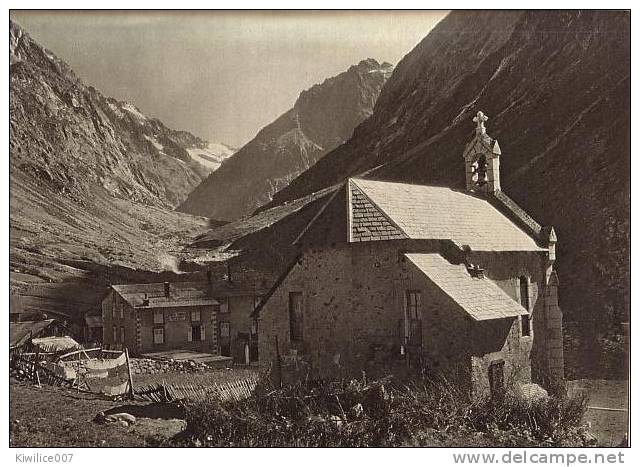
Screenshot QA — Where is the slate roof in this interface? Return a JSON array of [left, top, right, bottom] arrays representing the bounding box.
[[350, 183, 407, 242], [111, 281, 267, 309], [490, 190, 543, 240], [350, 178, 544, 251], [111, 282, 219, 309], [405, 253, 528, 321], [191, 186, 338, 247]]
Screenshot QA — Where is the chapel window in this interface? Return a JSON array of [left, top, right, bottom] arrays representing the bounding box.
[[519, 276, 532, 337], [289, 292, 303, 342]]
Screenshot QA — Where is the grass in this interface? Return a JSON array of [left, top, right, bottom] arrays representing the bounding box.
[[173, 375, 593, 447], [10, 380, 160, 447], [11, 372, 615, 448]]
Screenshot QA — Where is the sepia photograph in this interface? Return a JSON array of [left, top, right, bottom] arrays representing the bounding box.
[[6, 5, 631, 458]]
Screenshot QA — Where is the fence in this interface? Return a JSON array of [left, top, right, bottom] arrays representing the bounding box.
[[135, 374, 259, 403], [10, 347, 134, 398], [11, 346, 259, 404]]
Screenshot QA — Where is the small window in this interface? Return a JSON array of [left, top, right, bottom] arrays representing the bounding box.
[[119, 303, 124, 320], [153, 310, 164, 324], [218, 298, 229, 314], [219, 321, 230, 338], [153, 327, 164, 345], [519, 276, 530, 310], [120, 326, 125, 343], [521, 313, 531, 337], [289, 292, 303, 342], [191, 309, 201, 322], [251, 320, 258, 336], [112, 325, 118, 343]]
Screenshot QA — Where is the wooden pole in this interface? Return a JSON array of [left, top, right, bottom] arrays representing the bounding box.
[[274, 335, 282, 389], [125, 348, 135, 400]]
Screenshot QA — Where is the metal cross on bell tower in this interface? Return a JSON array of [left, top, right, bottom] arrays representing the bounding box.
[[473, 111, 488, 135]]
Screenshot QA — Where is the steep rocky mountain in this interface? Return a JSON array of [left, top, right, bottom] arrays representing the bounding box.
[[177, 59, 393, 221], [10, 20, 234, 209], [208, 11, 630, 329], [9, 21, 227, 319]]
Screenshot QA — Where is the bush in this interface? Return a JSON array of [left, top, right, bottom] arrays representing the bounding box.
[[175, 374, 590, 447]]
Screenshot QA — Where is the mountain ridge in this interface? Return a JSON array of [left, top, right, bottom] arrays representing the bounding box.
[[177, 58, 393, 221], [10, 19, 235, 208], [211, 10, 630, 327]]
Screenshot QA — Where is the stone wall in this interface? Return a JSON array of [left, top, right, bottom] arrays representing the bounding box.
[[258, 241, 549, 391], [129, 357, 213, 375]]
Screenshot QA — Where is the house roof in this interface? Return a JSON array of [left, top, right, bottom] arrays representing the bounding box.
[[404, 253, 528, 321], [191, 185, 338, 248], [111, 281, 267, 309], [350, 178, 544, 251], [111, 282, 219, 309], [10, 319, 55, 347]]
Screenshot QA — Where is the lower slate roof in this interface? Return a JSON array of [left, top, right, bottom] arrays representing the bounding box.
[[111, 282, 219, 309], [10, 319, 55, 347], [350, 178, 544, 251], [405, 253, 528, 321]]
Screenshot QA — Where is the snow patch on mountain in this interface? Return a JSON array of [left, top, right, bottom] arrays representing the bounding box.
[[186, 142, 236, 172], [122, 102, 147, 122]]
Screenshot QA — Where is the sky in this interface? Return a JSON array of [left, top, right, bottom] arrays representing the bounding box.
[[10, 10, 447, 148]]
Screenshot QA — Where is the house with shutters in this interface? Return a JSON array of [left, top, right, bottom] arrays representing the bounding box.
[[253, 111, 564, 395], [102, 278, 267, 361]]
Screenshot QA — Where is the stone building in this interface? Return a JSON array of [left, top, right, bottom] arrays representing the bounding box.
[[102, 282, 219, 354], [254, 112, 563, 394], [102, 279, 266, 361]]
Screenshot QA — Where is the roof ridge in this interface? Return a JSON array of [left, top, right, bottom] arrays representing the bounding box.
[[489, 190, 543, 240]]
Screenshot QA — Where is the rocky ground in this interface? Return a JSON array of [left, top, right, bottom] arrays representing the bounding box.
[[9, 380, 182, 447], [10, 169, 211, 321]]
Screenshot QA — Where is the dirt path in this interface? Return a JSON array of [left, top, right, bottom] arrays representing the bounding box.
[[568, 379, 628, 447]]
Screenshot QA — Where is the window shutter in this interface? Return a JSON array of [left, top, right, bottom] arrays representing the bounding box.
[[187, 327, 193, 342], [201, 325, 206, 341]]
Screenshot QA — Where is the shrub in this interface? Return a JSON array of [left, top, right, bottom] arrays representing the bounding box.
[[176, 373, 590, 447]]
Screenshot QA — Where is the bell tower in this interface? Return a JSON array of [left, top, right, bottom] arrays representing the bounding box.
[[462, 111, 502, 193]]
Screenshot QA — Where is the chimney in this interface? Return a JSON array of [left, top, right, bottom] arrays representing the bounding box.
[[467, 263, 485, 279], [164, 282, 170, 298], [462, 111, 502, 194]]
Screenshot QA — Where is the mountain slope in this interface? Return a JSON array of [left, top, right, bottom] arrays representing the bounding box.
[[177, 59, 392, 221], [9, 21, 221, 319], [221, 11, 631, 326], [10, 20, 234, 208]]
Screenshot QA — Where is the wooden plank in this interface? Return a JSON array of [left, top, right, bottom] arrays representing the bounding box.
[[587, 406, 628, 413], [125, 348, 135, 400]]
